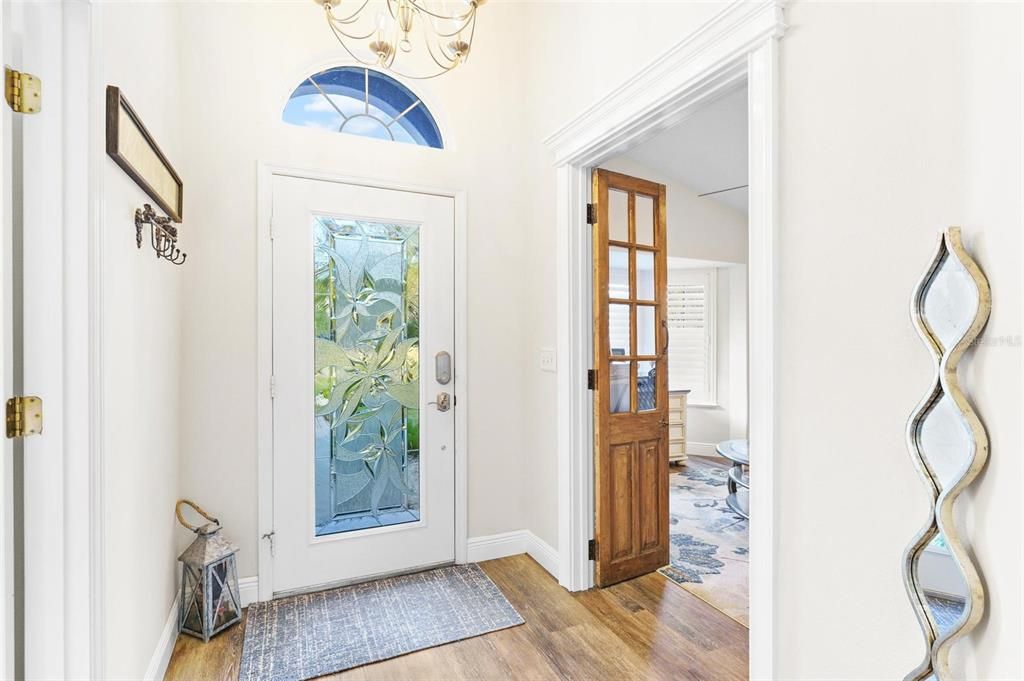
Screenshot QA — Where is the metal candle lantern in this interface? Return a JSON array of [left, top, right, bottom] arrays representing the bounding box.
[[175, 499, 241, 641]]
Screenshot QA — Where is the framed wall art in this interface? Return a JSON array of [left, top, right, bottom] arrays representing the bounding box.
[[105, 85, 183, 222]]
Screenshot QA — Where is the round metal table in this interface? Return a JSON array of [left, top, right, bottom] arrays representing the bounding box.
[[716, 438, 749, 519]]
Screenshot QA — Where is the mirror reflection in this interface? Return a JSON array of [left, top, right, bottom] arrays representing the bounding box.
[[918, 533, 968, 637], [918, 394, 975, 492], [922, 251, 979, 351]]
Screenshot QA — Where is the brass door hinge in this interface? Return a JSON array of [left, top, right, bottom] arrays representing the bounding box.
[[6, 396, 42, 438], [5, 68, 41, 114]]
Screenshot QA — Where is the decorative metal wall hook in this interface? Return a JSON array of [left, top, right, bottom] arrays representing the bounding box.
[[135, 203, 186, 265]]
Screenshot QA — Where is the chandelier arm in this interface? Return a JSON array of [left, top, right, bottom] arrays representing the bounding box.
[[327, 18, 385, 68], [463, 12, 477, 52], [423, 28, 458, 71], [326, 12, 378, 41], [406, 0, 475, 22], [325, 0, 372, 25], [428, 18, 474, 39], [384, 42, 398, 70], [385, 36, 453, 80], [421, 5, 474, 38]]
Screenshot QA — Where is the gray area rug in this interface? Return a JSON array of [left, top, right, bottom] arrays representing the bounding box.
[[238, 563, 524, 680]]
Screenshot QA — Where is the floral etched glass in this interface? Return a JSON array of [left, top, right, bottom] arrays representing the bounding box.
[[312, 217, 421, 536]]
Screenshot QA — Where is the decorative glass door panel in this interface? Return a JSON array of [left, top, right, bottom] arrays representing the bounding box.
[[272, 175, 455, 596], [313, 218, 421, 537]]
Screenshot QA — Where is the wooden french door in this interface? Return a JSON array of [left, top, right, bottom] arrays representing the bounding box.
[[592, 169, 669, 587]]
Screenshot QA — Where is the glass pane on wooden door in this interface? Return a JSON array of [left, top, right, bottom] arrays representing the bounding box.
[[312, 217, 421, 537]]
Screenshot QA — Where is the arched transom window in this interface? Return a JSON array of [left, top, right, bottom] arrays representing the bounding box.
[[283, 66, 443, 149]]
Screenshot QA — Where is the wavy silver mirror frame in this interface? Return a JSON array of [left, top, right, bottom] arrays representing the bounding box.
[[903, 227, 991, 681]]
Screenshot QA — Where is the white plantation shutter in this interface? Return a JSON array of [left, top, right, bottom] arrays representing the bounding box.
[[667, 269, 716, 403], [608, 278, 630, 355]]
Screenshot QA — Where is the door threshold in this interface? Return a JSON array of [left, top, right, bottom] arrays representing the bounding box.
[[272, 559, 456, 600]]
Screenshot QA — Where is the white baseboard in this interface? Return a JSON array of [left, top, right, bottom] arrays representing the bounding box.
[[239, 576, 259, 607], [467, 530, 559, 580], [687, 441, 720, 457], [524, 532, 559, 578], [143, 594, 180, 681], [144, 576, 258, 681], [467, 530, 528, 562]]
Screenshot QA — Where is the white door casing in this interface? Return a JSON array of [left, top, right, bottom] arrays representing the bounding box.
[[270, 174, 457, 596], [0, 2, 98, 677], [543, 2, 784, 679]]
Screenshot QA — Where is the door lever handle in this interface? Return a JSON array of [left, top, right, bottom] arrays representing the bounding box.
[[428, 392, 451, 412]]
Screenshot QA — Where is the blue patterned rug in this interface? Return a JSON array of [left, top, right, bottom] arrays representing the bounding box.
[[658, 456, 749, 625]]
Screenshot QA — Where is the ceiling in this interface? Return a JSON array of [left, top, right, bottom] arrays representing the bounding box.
[[622, 85, 748, 214]]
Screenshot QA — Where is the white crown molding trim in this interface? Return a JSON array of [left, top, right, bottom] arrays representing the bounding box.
[[143, 595, 180, 681], [544, 0, 786, 166], [467, 531, 559, 581]]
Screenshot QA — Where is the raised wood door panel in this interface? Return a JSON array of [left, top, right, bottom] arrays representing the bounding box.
[[593, 169, 669, 587]]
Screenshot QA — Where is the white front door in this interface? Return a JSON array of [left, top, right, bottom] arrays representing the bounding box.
[[271, 175, 456, 596]]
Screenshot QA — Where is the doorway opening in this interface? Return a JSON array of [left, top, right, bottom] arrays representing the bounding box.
[[599, 83, 750, 626], [544, 3, 784, 675]]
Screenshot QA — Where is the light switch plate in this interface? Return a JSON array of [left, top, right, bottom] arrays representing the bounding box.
[[539, 348, 556, 373]]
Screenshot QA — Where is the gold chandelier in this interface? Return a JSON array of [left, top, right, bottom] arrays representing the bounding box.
[[315, 0, 485, 80]]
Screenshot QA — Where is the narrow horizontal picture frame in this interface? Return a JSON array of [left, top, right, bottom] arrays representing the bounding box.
[[105, 85, 183, 222]]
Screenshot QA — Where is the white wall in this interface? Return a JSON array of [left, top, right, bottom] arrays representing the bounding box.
[[96, 3, 184, 679], [174, 2, 537, 581], [774, 2, 1021, 678]]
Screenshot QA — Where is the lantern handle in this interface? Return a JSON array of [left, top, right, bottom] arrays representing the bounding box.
[[175, 499, 219, 533]]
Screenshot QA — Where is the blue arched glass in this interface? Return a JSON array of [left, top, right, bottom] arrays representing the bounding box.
[[283, 67, 443, 149]]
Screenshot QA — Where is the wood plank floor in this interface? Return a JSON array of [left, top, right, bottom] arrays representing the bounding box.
[[164, 554, 748, 681]]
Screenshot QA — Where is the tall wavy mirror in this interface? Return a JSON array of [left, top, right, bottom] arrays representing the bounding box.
[[904, 228, 990, 681]]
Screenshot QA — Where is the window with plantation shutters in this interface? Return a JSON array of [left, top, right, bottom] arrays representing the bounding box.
[[608, 276, 630, 355], [667, 269, 717, 404]]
